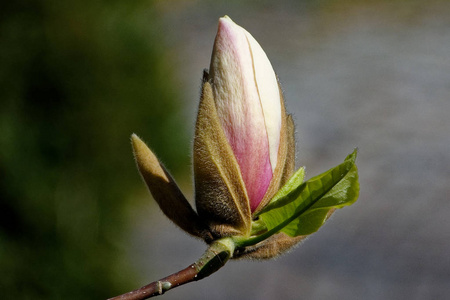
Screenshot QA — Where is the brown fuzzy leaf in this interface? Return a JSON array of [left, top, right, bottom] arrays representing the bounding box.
[[233, 232, 306, 259], [194, 76, 252, 239], [131, 134, 211, 240]]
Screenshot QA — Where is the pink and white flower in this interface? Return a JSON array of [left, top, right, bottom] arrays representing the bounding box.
[[132, 16, 300, 258], [208, 16, 282, 212]]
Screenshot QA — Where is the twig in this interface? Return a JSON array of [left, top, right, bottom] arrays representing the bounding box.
[[107, 237, 235, 300], [107, 263, 198, 300]]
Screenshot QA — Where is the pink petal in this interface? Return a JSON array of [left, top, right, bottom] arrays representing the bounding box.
[[210, 17, 273, 211]]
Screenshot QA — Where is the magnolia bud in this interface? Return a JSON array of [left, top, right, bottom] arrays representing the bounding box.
[[194, 16, 297, 247], [132, 16, 305, 259], [208, 16, 281, 212]]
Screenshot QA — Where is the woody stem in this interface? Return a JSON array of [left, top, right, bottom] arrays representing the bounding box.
[[107, 238, 235, 300], [106, 264, 198, 300]]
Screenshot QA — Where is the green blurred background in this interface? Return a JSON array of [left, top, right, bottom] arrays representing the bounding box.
[[0, 1, 189, 299], [1, 0, 450, 299]]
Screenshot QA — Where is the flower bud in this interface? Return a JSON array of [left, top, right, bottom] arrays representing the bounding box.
[[194, 16, 296, 242], [132, 16, 303, 259], [208, 16, 281, 212]]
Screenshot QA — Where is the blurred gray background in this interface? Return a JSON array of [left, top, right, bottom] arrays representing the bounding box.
[[1, 0, 449, 299], [129, 1, 450, 300]]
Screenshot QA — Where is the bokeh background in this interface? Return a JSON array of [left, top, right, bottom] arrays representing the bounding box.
[[1, 1, 449, 299]]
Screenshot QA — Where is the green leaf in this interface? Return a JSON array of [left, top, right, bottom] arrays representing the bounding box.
[[258, 149, 359, 237], [256, 166, 306, 216]]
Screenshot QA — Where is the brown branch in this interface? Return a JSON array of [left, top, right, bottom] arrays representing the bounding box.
[[107, 237, 235, 300], [107, 263, 199, 300]]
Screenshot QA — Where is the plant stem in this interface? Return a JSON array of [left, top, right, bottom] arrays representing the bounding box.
[[107, 263, 198, 300], [107, 238, 235, 300]]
